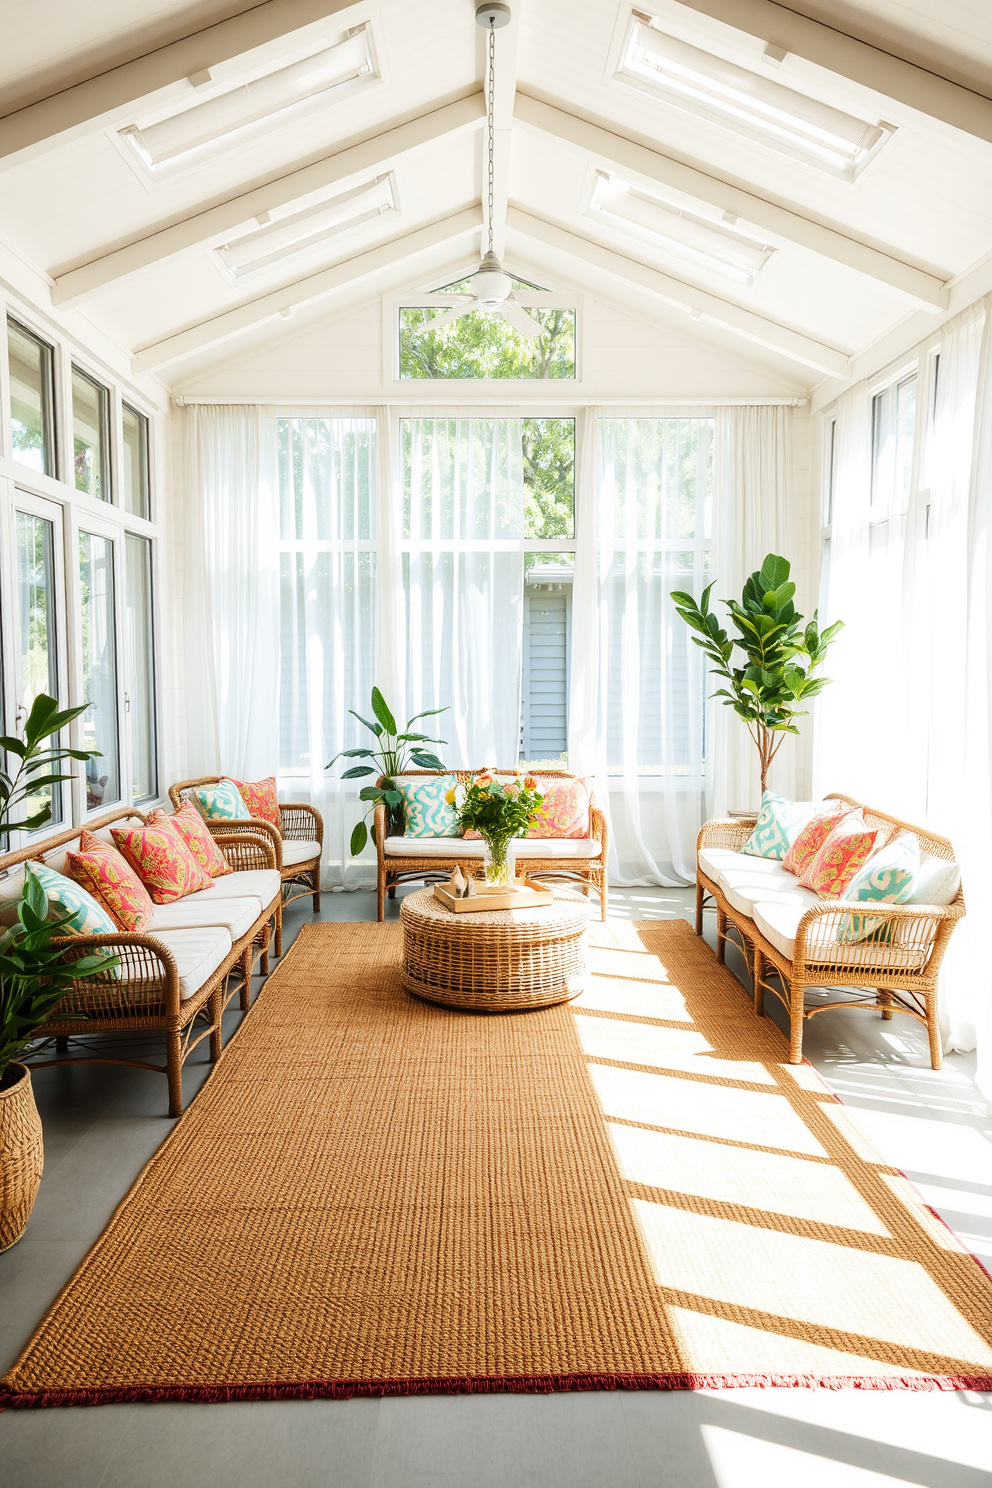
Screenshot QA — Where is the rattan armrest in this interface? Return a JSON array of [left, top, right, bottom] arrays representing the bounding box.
[[374, 802, 387, 856], [696, 817, 756, 854], [51, 932, 182, 1017], [792, 899, 964, 975], [213, 830, 277, 873], [590, 806, 608, 858], [206, 817, 283, 869], [277, 803, 324, 845]]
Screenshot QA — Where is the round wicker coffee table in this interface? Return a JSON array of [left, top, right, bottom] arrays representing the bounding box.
[[400, 886, 591, 1012]]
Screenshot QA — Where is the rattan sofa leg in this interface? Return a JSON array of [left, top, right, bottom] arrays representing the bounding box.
[[166, 1032, 184, 1118], [753, 949, 764, 1015], [274, 904, 283, 957], [239, 946, 253, 1011], [377, 872, 385, 922], [600, 874, 608, 921], [695, 879, 704, 936], [209, 994, 223, 1062], [312, 876, 321, 913], [789, 982, 805, 1064], [878, 988, 892, 1020], [55, 1035, 69, 1052], [716, 906, 727, 963], [926, 997, 943, 1070]]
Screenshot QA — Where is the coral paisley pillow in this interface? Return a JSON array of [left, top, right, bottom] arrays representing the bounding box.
[[152, 803, 231, 879], [782, 803, 849, 878], [229, 776, 281, 829], [111, 817, 213, 904], [798, 813, 884, 897], [66, 832, 154, 932], [193, 780, 250, 821], [526, 777, 593, 838], [31, 861, 118, 936]]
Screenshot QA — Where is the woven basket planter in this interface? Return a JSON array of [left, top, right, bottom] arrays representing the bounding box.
[[0, 1063, 43, 1252]]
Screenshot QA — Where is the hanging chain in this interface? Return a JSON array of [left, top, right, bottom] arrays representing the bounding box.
[[487, 17, 495, 257]]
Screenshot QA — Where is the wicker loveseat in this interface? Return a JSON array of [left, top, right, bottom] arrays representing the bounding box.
[[169, 778, 323, 953], [695, 793, 965, 1067], [0, 807, 281, 1115], [374, 769, 608, 922]]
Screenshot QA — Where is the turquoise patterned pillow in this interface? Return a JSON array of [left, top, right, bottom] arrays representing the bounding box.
[[397, 775, 461, 837], [31, 861, 117, 936], [742, 791, 820, 860], [193, 781, 250, 821], [837, 833, 920, 944]]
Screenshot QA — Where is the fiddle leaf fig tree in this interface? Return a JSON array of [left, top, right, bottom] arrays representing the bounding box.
[[327, 687, 449, 857], [671, 554, 843, 795]]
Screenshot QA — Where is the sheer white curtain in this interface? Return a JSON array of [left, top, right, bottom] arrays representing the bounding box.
[[396, 411, 525, 768], [570, 412, 714, 884], [277, 414, 378, 887], [707, 404, 797, 818], [184, 404, 280, 780]]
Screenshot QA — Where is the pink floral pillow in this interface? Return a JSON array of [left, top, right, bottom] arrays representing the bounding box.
[[66, 831, 154, 932], [798, 814, 886, 897], [111, 817, 213, 904], [229, 776, 281, 829], [150, 803, 232, 880], [525, 777, 593, 838], [782, 803, 849, 878]]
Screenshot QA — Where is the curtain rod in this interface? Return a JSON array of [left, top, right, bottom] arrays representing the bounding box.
[[172, 395, 808, 408]]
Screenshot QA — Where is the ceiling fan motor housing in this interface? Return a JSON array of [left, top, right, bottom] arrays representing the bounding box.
[[469, 251, 512, 309]]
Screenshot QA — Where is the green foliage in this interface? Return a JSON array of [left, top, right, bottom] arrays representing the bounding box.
[[671, 554, 843, 790], [522, 418, 575, 539], [0, 695, 117, 1082], [452, 772, 545, 845], [398, 306, 575, 381], [0, 864, 118, 1080], [326, 688, 449, 856]]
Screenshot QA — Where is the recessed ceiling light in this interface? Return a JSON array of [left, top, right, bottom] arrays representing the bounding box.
[[214, 175, 397, 278], [588, 171, 774, 284], [119, 25, 378, 175], [618, 17, 892, 180]]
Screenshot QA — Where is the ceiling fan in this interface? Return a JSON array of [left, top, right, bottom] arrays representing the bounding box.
[[414, 3, 546, 343]]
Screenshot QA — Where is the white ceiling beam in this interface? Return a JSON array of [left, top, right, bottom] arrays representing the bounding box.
[[507, 204, 850, 378], [0, 0, 359, 166], [514, 92, 948, 310], [132, 206, 483, 372], [52, 95, 485, 307], [479, 3, 520, 261], [650, 0, 992, 145]]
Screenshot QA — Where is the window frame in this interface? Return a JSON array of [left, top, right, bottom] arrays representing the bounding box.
[[5, 316, 58, 479]]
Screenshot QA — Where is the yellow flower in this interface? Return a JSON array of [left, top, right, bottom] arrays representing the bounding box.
[[444, 787, 457, 805]]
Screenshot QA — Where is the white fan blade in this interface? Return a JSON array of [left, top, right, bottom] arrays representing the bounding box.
[[413, 299, 478, 333], [498, 299, 543, 340]]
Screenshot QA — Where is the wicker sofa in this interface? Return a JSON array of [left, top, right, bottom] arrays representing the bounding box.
[[169, 778, 323, 953], [0, 807, 281, 1115], [695, 793, 965, 1067], [374, 769, 608, 922]]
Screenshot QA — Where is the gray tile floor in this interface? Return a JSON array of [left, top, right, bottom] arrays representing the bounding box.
[[3, 886, 991, 1488]]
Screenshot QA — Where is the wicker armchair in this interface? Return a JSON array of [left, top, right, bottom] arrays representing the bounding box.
[[695, 793, 965, 1067], [374, 769, 608, 922], [1, 809, 280, 1116], [168, 777, 323, 952]]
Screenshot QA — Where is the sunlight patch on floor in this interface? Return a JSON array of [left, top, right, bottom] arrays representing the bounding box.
[[701, 1425, 929, 1488]]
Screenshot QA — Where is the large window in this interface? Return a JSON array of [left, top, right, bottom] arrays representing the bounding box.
[[7, 319, 56, 476], [122, 403, 150, 519], [14, 504, 63, 824], [125, 535, 158, 801], [72, 366, 111, 501], [78, 531, 120, 810]]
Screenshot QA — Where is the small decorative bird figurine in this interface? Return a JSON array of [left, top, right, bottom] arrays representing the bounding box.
[[446, 866, 468, 898]]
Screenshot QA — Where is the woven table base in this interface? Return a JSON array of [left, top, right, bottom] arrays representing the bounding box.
[[3, 919, 992, 1408]]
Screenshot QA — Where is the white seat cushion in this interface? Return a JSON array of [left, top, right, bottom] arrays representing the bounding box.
[[147, 896, 262, 940], [383, 836, 601, 860], [751, 899, 928, 971], [717, 867, 813, 919], [149, 926, 233, 1000], [698, 847, 785, 882], [197, 869, 281, 905], [281, 839, 320, 867]]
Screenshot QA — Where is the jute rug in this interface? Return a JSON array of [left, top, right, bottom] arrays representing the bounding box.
[[4, 919, 992, 1407]]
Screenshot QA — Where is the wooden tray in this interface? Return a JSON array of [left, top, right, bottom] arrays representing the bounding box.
[[433, 877, 555, 913]]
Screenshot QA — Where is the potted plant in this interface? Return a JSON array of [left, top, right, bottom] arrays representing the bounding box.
[[671, 553, 842, 796], [449, 773, 545, 886], [0, 695, 117, 1250], [326, 687, 449, 856]]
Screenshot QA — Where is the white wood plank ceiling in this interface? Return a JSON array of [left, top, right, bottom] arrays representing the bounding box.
[[2, 0, 991, 390]]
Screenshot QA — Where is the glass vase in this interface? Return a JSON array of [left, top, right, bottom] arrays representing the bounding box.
[[483, 835, 515, 887]]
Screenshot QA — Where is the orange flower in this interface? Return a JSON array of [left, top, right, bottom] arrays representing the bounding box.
[[505, 783, 518, 797], [475, 772, 493, 786], [524, 775, 538, 790]]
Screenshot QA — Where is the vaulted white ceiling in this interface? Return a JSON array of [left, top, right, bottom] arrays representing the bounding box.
[[3, 0, 992, 392]]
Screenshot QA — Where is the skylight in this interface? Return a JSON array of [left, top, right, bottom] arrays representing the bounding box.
[[214, 175, 397, 279], [588, 171, 774, 285], [617, 17, 892, 180], [119, 25, 378, 176]]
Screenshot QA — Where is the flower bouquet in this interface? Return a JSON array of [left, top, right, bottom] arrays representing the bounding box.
[[447, 772, 544, 886]]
